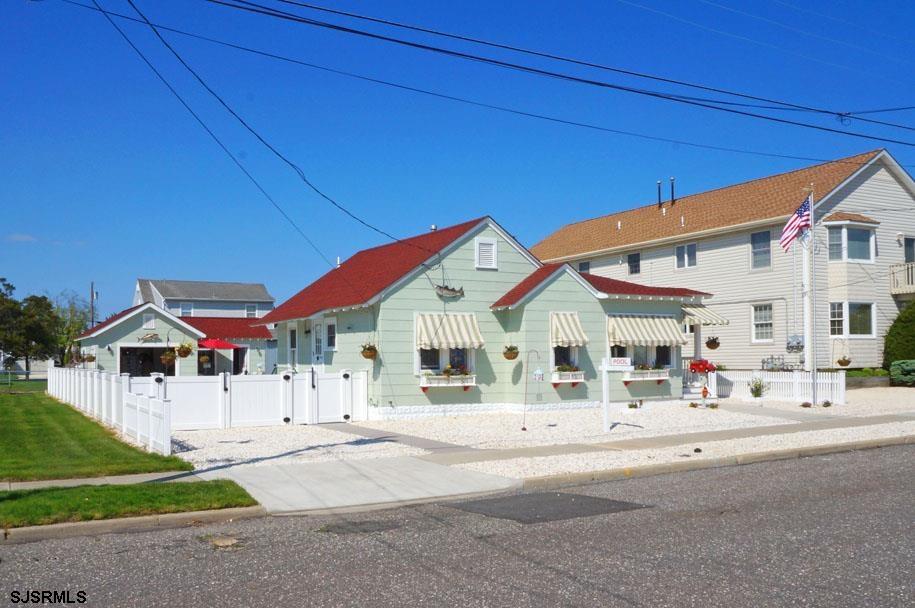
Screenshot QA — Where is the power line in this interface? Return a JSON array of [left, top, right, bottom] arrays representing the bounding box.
[[85, 0, 335, 272], [769, 0, 915, 49], [848, 105, 915, 116], [58, 0, 915, 169], [613, 0, 910, 87], [696, 0, 911, 66], [201, 0, 915, 148], [122, 0, 438, 257], [268, 0, 915, 133]]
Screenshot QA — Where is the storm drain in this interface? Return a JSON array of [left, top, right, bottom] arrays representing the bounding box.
[[451, 492, 647, 524], [317, 520, 402, 535]]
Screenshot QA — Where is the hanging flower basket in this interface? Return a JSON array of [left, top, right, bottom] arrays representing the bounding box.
[[705, 337, 720, 350], [176, 341, 194, 358], [503, 346, 519, 360], [83, 354, 96, 363], [199, 354, 211, 364], [836, 356, 851, 367], [160, 351, 176, 365], [361, 344, 378, 360]]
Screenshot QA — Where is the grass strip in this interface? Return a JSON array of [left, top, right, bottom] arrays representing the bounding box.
[[0, 480, 256, 528]]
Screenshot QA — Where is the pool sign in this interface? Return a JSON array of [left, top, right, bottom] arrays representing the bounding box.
[[608, 357, 632, 370]]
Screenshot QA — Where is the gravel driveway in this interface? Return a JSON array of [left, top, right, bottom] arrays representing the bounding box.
[[729, 386, 915, 417]]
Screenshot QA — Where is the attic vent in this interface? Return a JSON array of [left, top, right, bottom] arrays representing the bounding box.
[[475, 237, 498, 270]]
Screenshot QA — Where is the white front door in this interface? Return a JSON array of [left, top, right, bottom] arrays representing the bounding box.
[[312, 322, 324, 364]]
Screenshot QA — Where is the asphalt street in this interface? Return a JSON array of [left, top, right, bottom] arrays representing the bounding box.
[[2, 445, 912, 607]]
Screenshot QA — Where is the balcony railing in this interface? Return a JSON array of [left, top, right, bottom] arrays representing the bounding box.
[[890, 262, 915, 295], [420, 373, 477, 392]]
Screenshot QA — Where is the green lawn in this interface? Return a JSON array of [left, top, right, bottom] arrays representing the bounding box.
[[0, 378, 48, 393], [0, 388, 192, 482], [0, 480, 256, 528]]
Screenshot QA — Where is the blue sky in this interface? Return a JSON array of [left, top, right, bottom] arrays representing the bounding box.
[[4, 0, 914, 317]]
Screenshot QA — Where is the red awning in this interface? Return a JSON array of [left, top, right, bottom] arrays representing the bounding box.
[[199, 338, 241, 350]]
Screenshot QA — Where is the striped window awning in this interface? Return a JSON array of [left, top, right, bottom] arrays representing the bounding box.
[[682, 304, 729, 326], [551, 312, 589, 347], [607, 315, 687, 347], [415, 313, 485, 349]]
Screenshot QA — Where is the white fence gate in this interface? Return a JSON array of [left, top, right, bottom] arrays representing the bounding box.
[[47, 361, 369, 436], [710, 369, 846, 404]]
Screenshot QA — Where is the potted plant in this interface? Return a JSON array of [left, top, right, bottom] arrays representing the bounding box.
[[360, 344, 378, 360], [836, 356, 851, 367], [748, 376, 767, 402], [503, 345, 519, 361], [160, 350, 176, 366], [555, 364, 579, 373], [705, 336, 720, 350], [176, 341, 194, 358]]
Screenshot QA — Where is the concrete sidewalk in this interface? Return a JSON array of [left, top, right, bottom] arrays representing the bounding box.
[[196, 456, 520, 514]]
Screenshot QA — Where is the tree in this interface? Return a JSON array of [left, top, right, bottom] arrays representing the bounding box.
[[11, 295, 58, 375], [53, 290, 90, 365], [0, 278, 22, 363], [883, 301, 915, 368]]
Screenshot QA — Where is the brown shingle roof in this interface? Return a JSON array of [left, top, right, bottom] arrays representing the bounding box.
[[822, 211, 879, 224], [531, 150, 883, 262]]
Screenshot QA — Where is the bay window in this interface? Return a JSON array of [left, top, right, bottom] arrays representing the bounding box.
[[848, 303, 874, 336], [847, 228, 872, 261], [827, 224, 875, 262]]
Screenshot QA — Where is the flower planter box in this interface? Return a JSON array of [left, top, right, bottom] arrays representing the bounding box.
[[550, 370, 584, 388], [420, 374, 477, 392], [622, 369, 670, 387]]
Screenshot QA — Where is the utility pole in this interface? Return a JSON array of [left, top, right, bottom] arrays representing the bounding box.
[[89, 282, 95, 328]]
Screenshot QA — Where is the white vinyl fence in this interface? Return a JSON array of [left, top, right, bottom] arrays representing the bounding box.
[[47, 363, 172, 455], [47, 361, 369, 441], [710, 369, 846, 404]]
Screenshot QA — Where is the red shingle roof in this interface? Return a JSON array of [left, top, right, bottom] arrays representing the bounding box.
[[78, 304, 145, 338], [491, 264, 708, 309], [261, 218, 488, 324], [181, 317, 272, 340], [822, 211, 879, 224]]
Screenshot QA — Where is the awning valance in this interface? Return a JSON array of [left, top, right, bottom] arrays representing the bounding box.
[[415, 313, 485, 349], [607, 315, 687, 347], [682, 304, 729, 326], [551, 312, 589, 347]]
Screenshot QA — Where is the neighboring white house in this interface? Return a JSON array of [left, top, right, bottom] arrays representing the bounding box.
[[133, 278, 275, 319], [532, 149, 915, 370]]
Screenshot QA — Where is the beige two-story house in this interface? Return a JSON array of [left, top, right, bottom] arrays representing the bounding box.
[[532, 149, 915, 370]]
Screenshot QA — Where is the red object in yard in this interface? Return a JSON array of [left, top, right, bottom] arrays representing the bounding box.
[[198, 338, 241, 350], [689, 359, 717, 374]]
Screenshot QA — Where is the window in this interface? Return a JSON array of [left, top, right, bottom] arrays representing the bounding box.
[[627, 253, 641, 275], [419, 348, 440, 370], [142, 313, 155, 329], [245, 304, 257, 318], [449, 348, 468, 370], [752, 303, 773, 342], [655, 345, 671, 367], [905, 237, 915, 263], [553, 345, 575, 368], [676, 243, 697, 268], [848, 303, 874, 336], [313, 322, 323, 359], [682, 323, 695, 335], [828, 227, 843, 261], [288, 328, 297, 365], [750, 231, 771, 269], [179, 302, 193, 317], [578, 261, 590, 274], [325, 318, 336, 350], [830, 303, 844, 336], [847, 228, 872, 261], [475, 237, 498, 269], [632, 345, 649, 367], [610, 345, 627, 358]]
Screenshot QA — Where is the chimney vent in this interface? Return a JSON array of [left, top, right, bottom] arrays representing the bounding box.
[[670, 177, 676, 204], [617, 220, 622, 230], [430, 224, 437, 232], [657, 180, 662, 207]]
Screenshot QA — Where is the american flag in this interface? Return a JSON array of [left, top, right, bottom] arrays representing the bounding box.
[[780, 194, 812, 251]]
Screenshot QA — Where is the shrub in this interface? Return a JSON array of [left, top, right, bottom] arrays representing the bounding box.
[[884, 301, 915, 369], [800, 402, 812, 408], [748, 377, 767, 398], [889, 360, 915, 387]]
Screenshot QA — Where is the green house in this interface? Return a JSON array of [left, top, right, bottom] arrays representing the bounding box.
[[260, 217, 713, 418]]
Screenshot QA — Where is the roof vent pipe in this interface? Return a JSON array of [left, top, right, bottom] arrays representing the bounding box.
[[430, 224, 437, 232], [336, 256, 341, 267], [657, 180, 662, 207], [670, 177, 676, 204], [617, 220, 622, 230]]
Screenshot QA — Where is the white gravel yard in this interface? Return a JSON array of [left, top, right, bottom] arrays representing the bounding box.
[[361, 402, 792, 450], [172, 425, 424, 469], [456, 421, 915, 479], [729, 387, 915, 417]]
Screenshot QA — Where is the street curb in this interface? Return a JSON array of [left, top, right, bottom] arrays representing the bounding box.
[[522, 436, 914, 490], [0, 506, 266, 545]]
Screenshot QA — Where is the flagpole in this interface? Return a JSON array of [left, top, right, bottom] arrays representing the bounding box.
[[808, 188, 818, 406]]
